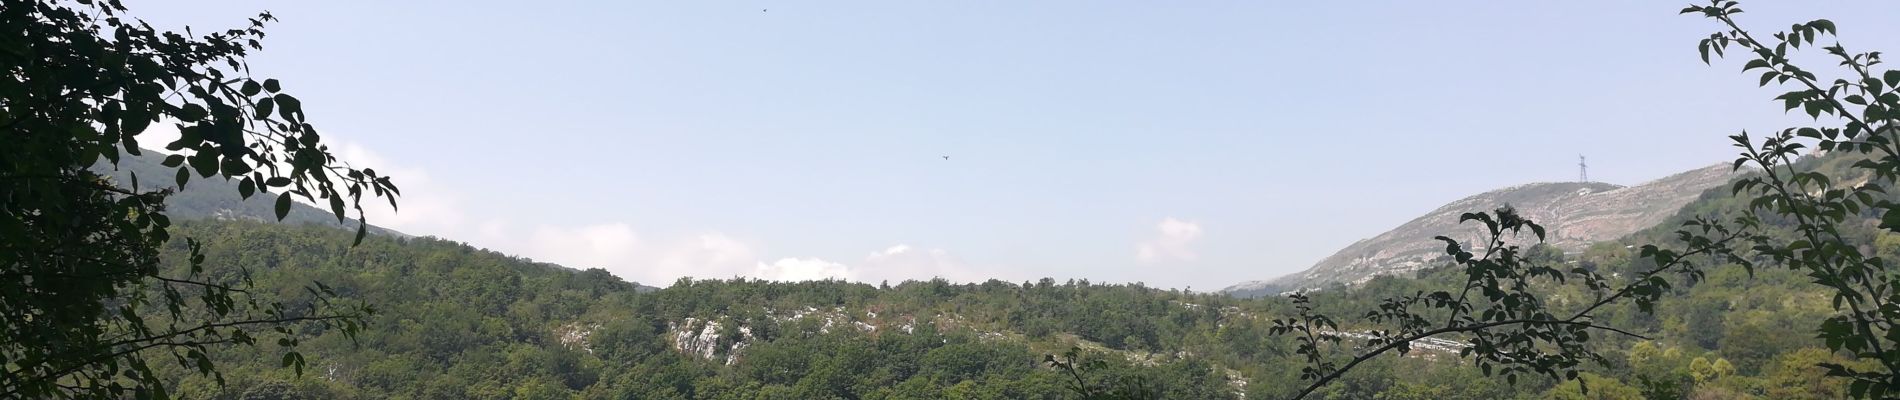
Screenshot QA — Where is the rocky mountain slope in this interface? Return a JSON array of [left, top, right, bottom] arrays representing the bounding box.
[[1224, 163, 1740, 297]]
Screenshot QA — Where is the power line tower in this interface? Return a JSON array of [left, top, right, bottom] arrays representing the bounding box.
[[1578, 155, 1588, 182]]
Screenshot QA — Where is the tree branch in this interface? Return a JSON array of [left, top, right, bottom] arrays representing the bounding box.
[[1292, 318, 1649, 399]]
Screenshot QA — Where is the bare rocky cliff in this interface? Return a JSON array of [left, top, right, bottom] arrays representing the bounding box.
[[1223, 164, 1739, 296]]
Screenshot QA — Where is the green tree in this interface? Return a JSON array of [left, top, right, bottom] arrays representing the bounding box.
[[1683, 1, 1900, 395], [1690, 356, 1736, 385], [1267, 208, 1747, 399], [1678, 294, 1728, 350], [1764, 348, 1854, 400], [1, 0, 397, 398], [1542, 373, 1644, 400], [1251, 2, 1900, 398]]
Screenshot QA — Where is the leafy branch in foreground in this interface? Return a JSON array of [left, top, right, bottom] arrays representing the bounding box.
[[1685, 1, 1900, 397], [1046, 347, 1160, 400], [1264, 1, 1900, 398], [1269, 207, 1748, 399], [2, 0, 397, 398]]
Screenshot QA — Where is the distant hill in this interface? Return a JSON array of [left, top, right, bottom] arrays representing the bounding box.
[[1223, 163, 1740, 297], [88, 149, 407, 237], [153, 221, 1251, 399], [86, 149, 665, 291], [139, 154, 1858, 399]]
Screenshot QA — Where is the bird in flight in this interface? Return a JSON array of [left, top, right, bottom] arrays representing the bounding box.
[[941, 155, 950, 160]]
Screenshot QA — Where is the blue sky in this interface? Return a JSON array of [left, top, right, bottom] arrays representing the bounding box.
[[137, 1, 1900, 290]]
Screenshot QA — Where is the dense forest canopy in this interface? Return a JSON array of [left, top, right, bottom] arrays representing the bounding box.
[[144, 201, 1866, 399]]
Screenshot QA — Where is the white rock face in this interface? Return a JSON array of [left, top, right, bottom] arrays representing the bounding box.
[[556, 322, 601, 354], [669, 318, 724, 361], [725, 326, 752, 365], [1324, 330, 1467, 354], [661, 306, 1073, 368], [666, 306, 900, 365], [656, 305, 1255, 397], [669, 318, 756, 365]]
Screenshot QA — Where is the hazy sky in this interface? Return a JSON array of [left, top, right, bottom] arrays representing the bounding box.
[[135, 1, 1900, 290]]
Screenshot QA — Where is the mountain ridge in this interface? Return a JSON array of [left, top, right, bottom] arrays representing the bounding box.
[[88, 149, 662, 291], [1224, 163, 1741, 296], [88, 148, 408, 237]]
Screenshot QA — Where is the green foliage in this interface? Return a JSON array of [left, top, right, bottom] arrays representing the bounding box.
[[1541, 372, 1644, 400], [144, 221, 1269, 399], [1683, 0, 1900, 396], [1, 0, 396, 398], [135, 211, 1881, 400], [10, 1, 1884, 398], [1266, 206, 1748, 398], [1237, 2, 1900, 398], [1764, 348, 1858, 400]]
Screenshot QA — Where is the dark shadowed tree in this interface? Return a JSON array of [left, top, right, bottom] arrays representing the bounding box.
[[1114, 1, 1900, 399], [1, 0, 397, 398]]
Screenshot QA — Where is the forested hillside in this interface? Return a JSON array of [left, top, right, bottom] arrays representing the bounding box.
[[15, 0, 1894, 398], [151, 221, 1247, 399], [153, 151, 1865, 400], [118, 80, 1865, 400], [1270, 152, 1883, 399]]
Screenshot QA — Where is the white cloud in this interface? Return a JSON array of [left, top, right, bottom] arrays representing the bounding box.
[[654, 234, 758, 279], [1136, 217, 1202, 263], [502, 224, 760, 285], [525, 223, 643, 271], [743, 244, 995, 284], [333, 141, 467, 234], [309, 139, 770, 285], [876, 245, 912, 257], [860, 244, 981, 283], [122, 121, 840, 286], [301, 138, 1006, 286], [134, 120, 183, 154], [753, 258, 857, 281]]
